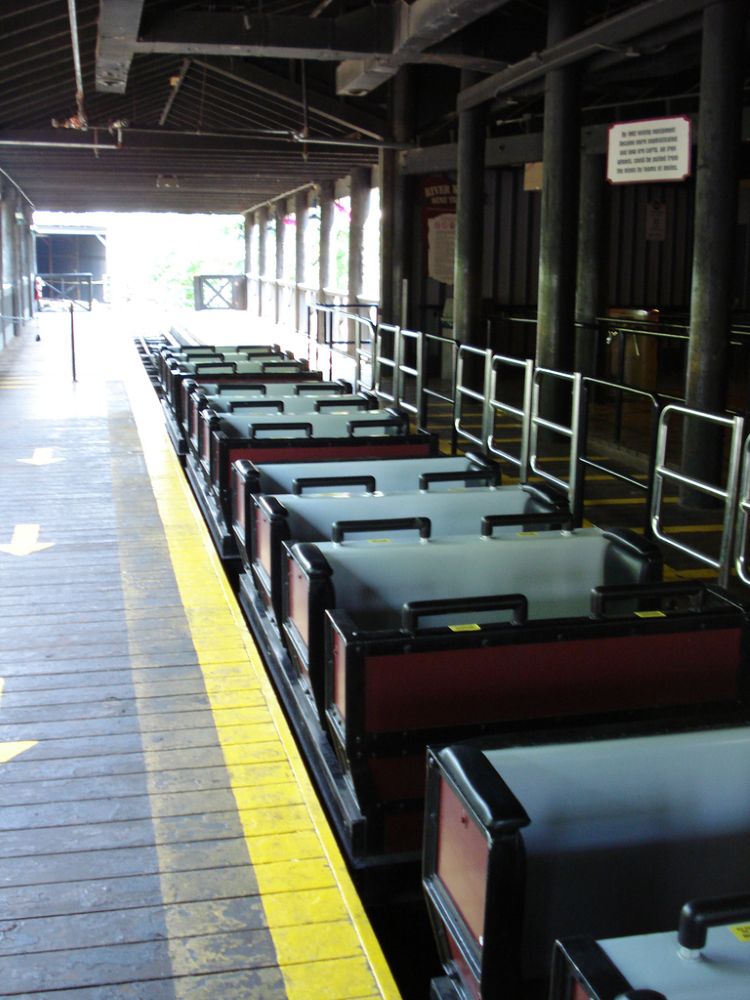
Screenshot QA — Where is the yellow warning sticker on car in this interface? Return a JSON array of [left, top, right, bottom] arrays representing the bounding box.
[[449, 624, 481, 632], [730, 924, 750, 942], [634, 610, 667, 619]]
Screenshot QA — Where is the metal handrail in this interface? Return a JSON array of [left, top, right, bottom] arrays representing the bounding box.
[[373, 322, 400, 405], [651, 404, 744, 589], [421, 332, 459, 451], [395, 327, 424, 423], [577, 377, 663, 531], [733, 436, 750, 586], [307, 304, 375, 384], [529, 367, 583, 514], [455, 345, 493, 452], [487, 354, 534, 480]]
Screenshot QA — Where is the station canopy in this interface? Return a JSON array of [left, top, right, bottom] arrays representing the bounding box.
[[0, 1, 730, 214]]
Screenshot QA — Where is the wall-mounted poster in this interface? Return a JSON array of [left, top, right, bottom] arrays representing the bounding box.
[[607, 117, 691, 184], [422, 177, 457, 284], [646, 199, 667, 241], [427, 213, 456, 285]]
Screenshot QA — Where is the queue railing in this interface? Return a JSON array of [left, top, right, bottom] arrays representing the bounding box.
[[650, 405, 744, 590], [529, 368, 584, 519]]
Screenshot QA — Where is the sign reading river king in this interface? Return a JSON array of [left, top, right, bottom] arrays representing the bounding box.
[[607, 116, 691, 184]]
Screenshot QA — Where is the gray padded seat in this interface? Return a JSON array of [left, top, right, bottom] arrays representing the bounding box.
[[483, 726, 750, 977], [292, 527, 653, 630], [261, 486, 558, 543], [247, 455, 495, 495], [213, 409, 405, 440]]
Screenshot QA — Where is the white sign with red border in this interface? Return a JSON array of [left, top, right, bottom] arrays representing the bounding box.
[[607, 116, 691, 184]]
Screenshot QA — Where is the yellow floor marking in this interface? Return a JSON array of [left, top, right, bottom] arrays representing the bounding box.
[[0, 679, 39, 763], [264, 887, 350, 928], [583, 473, 648, 482], [663, 566, 718, 580], [0, 523, 55, 556], [124, 344, 401, 1000], [0, 741, 38, 764], [18, 447, 63, 465], [585, 495, 679, 506], [661, 523, 724, 534]]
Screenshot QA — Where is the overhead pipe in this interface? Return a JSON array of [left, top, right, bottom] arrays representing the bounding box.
[[0, 139, 118, 151], [66, 0, 87, 126]]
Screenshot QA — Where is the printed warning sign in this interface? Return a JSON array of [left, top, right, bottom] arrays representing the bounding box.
[[607, 117, 691, 184], [427, 213, 457, 285]]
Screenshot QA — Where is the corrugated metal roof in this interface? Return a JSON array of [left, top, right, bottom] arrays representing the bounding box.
[[0, 1, 730, 215]]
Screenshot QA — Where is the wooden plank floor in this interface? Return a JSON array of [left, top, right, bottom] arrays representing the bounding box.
[[0, 311, 400, 999]]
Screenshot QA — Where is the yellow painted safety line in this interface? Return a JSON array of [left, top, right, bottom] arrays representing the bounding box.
[[124, 346, 400, 1000], [663, 565, 718, 580], [583, 473, 649, 482], [620, 524, 724, 535], [584, 495, 680, 506]]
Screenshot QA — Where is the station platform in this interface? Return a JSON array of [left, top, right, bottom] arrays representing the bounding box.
[[0, 310, 401, 999]]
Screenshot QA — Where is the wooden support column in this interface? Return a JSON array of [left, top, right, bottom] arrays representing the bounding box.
[[575, 153, 606, 377], [536, 0, 580, 415], [349, 167, 370, 309], [318, 180, 334, 304], [392, 68, 415, 326], [275, 202, 285, 326], [257, 206, 268, 319], [243, 212, 253, 318], [243, 213, 253, 273], [681, 0, 746, 505], [295, 190, 307, 333], [379, 146, 396, 323], [453, 69, 486, 359]]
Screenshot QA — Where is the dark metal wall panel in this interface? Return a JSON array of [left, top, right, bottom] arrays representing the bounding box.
[[489, 166, 540, 308], [606, 181, 695, 310]]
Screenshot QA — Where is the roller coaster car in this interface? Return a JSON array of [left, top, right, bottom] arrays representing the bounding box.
[[158, 342, 291, 398], [282, 526, 748, 856], [186, 389, 376, 458], [231, 453, 500, 568], [549, 891, 750, 1000], [161, 353, 313, 453], [183, 378, 357, 445], [423, 724, 750, 1000], [246, 483, 569, 622], [186, 406, 436, 559]]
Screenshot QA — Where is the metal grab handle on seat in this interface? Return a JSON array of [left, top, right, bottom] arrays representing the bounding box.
[[678, 893, 750, 953], [194, 361, 237, 374], [331, 516, 431, 544], [419, 469, 500, 489], [216, 383, 266, 394], [401, 593, 528, 632], [347, 416, 405, 436], [590, 580, 710, 618], [296, 381, 351, 394], [229, 399, 284, 412], [249, 421, 313, 439], [244, 344, 281, 355], [314, 398, 369, 412], [260, 360, 304, 371], [480, 511, 568, 536], [292, 475, 376, 495]]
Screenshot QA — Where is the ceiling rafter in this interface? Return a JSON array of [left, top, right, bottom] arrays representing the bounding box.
[[96, 1, 507, 97], [96, 0, 147, 94], [458, 0, 714, 112], [336, 0, 511, 95], [192, 60, 388, 141]]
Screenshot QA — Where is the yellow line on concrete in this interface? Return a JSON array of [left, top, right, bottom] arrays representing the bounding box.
[[123, 344, 401, 1000], [663, 566, 718, 580], [585, 495, 679, 506]]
